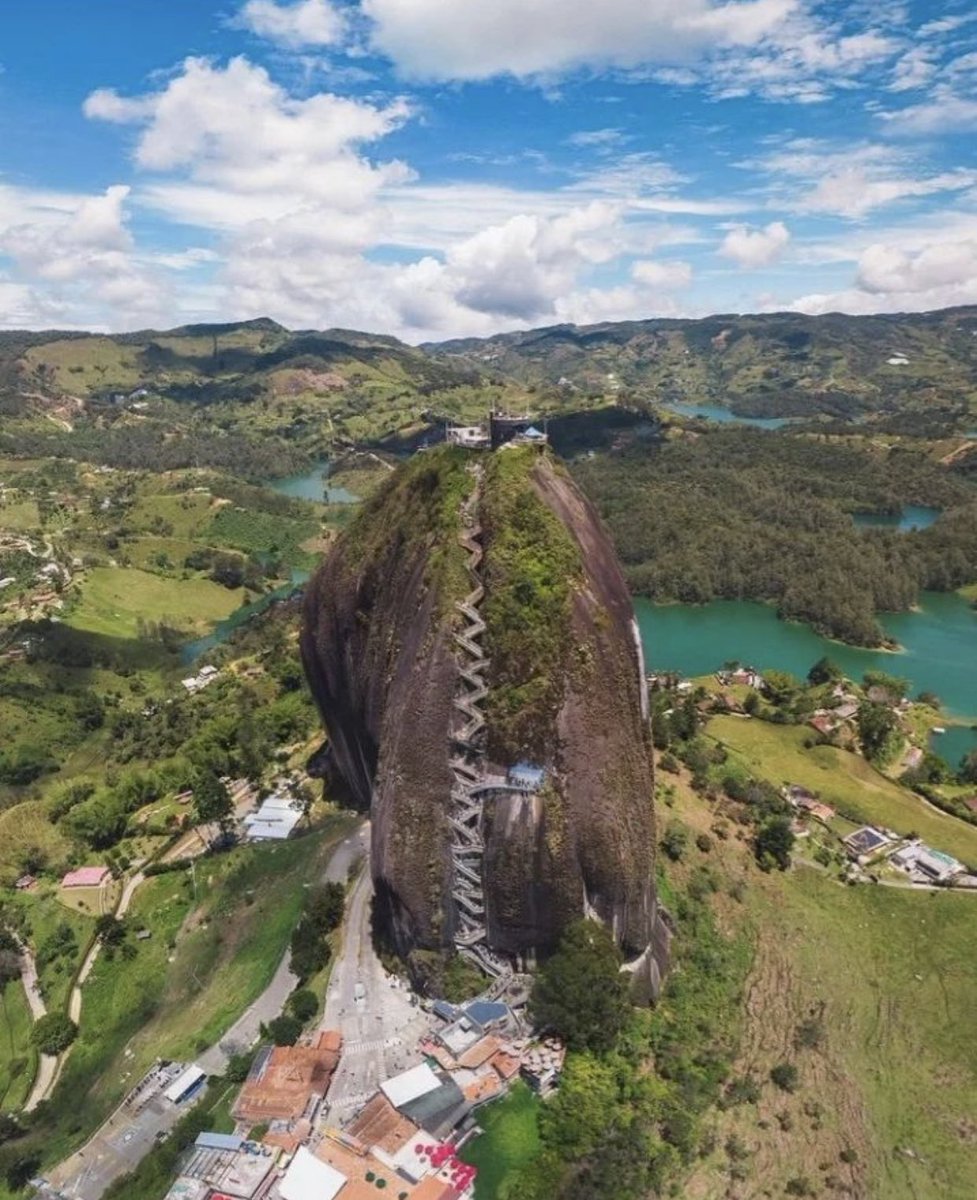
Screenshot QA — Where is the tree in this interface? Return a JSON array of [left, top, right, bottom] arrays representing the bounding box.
[[862, 670, 908, 701], [762, 670, 801, 708], [959, 748, 977, 785], [770, 1061, 799, 1092], [856, 702, 898, 764], [266, 1014, 302, 1045], [530, 920, 630, 1054], [660, 821, 688, 862], [755, 817, 794, 871], [192, 771, 232, 829], [287, 988, 319, 1023], [31, 1013, 78, 1055], [807, 656, 842, 686], [95, 914, 127, 948]]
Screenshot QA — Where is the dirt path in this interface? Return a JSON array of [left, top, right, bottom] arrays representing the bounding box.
[[17, 937, 58, 1114], [28, 871, 148, 1112]]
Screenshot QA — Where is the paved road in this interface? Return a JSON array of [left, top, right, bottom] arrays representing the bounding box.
[[319, 836, 434, 1126], [198, 823, 368, 1074], [41, 826, 367, 1200]]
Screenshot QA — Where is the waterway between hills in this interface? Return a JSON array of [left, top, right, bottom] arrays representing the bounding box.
[[181, 462, 355, 662], [659, 400, 798, 429]]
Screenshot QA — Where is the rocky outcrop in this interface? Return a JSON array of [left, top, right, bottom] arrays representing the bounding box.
[[300, 444, 669, 991]]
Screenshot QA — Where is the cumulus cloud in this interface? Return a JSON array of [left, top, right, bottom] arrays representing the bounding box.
[[361, 0, 902, 105], [76, 56, 728, 338], [0, 184, 168, 327], [631, 258, 693, 288], [791, 232, 977, 316], [235, 0, 345, 48], [362, 0, 794, 81], [856, 240, 977, 295], [719, 220, 790, 267]]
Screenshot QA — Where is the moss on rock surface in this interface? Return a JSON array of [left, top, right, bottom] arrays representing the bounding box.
[[301, 444, 668, 985]]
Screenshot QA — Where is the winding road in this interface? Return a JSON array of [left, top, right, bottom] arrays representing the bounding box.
[[43, 824, 368, 1200]]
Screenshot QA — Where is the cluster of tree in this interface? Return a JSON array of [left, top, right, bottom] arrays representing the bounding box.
[[508, 886, 751, 1198], [573, 427, 977, 645], [289, 881, 344, 980], [0, 743, 57, 786], [265, 987, 320, 1045], [183, 547, 273, 591], [0, 423, 308, 482]]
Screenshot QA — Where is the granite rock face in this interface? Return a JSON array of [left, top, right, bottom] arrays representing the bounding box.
[[300, 445, 669, 991]]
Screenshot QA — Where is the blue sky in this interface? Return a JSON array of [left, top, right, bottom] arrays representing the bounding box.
[[1, 0, 976, 339]]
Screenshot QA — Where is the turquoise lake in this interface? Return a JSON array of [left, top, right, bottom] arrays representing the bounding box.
[[852, 505, 940, 532], [635, 591, 977, 721], [659, 400, 797, 430], [266, 459, 358, 504]]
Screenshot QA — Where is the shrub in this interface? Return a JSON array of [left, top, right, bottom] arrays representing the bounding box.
[[30, 1013, 78, 1055], [770, 1062, 799, 1093], [695, 833, 713, 853], [660, 821, 689, 862]]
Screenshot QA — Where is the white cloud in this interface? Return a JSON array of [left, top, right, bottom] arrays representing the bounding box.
[[566, 128, 627, 148], [749, 139, 977, 218], [719, 220, 790, 267], [888, 45, 937, 92], [362, 0, 795, 81], [856, 240, 977, 295], [0, 184, 167, 327], [235, 0, 345, 48], [791, 231, 977, 316], [631, 258, 693, 288], [879, 85, 977, 134]]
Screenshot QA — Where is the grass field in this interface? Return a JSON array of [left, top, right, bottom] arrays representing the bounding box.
[[707, 714, 977, 866], [125, 492, 219, 540], [5, 891, 92, 1013], [66, 566, 244, 638], [17, 819, 353, 1172], [663, 757, 977, 1200], [0, 498, 40, 529], [461, 1081, 541, 1199], [0, 801, 75, 884], [0, 980, 37, 1112]]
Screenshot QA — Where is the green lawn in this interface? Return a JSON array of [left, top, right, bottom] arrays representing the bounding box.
[[12, 819, 353, 1173], [461, 1081, 541, 1199], [0, 980, 37, 1112], [754, 869, 977, 1200], [708, 714, 977, 866], [0, 498, 40, 530], [66, 566, 244, 638]]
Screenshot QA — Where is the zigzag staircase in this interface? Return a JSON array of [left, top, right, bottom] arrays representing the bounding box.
[[448, 465, 511, 982]]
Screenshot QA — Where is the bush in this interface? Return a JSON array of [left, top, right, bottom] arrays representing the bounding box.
[[30, 1013, 78, 1055], [770, 1062, 799, 1093], [660, 821, 689, 862], [695, 833, 713, 853]]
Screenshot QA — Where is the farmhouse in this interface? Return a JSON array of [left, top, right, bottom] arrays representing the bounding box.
[[61, 865, 110, 888]]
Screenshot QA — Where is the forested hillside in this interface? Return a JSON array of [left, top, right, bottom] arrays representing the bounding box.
[[572, 427, 977, 645], [431, 306, 977, 421]]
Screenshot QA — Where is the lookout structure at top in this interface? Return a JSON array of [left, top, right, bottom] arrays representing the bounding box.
[[445, 410, 548, 451]]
